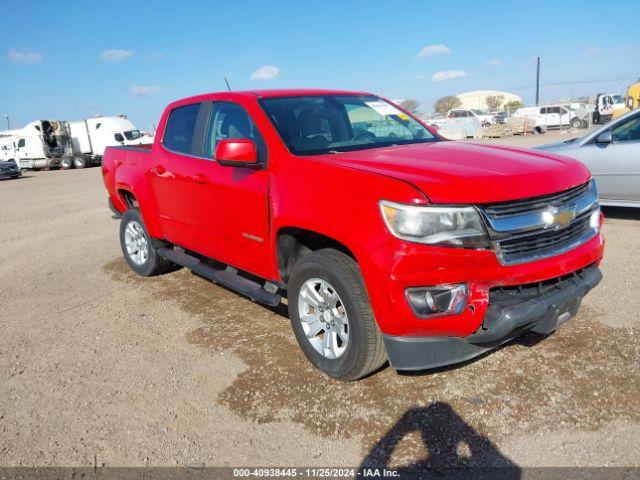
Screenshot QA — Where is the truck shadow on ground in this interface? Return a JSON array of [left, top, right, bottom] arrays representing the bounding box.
[[359, 402, 520, 479]]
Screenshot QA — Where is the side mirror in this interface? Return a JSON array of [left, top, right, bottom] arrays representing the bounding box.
[[596, 130, 612, 144], [215, 139, 259, 167]]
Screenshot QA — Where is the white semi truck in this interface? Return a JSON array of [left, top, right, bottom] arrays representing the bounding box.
[[0, 115, 152, 170], [0, 120, 73, 170], [64, 116, 153, 169]]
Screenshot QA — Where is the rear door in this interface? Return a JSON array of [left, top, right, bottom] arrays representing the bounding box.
[[150, 102, 207, 245], [546, 107, 561, 127]]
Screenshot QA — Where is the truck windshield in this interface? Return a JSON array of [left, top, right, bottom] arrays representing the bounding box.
[[260, 95, 438, 155], [124, 130, 142, 140]]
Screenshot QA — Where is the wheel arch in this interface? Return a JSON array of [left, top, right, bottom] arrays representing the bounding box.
[[276, 226, 356, 285], [114, 185, 164, 239]]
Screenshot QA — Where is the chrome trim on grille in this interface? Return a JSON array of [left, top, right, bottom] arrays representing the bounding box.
[[478, 180, 599, 265]]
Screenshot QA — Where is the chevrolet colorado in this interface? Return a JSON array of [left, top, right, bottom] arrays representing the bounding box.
[[102, 89, 604, 381]]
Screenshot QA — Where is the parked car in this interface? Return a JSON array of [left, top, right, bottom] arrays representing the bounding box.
[[493, 111, 507, 124], [102, 89, 604, 381], [446, 109, 494, 125], [514, 104, 582, 133], [0, 159, 21, 180], [536, 109, 640, 208]]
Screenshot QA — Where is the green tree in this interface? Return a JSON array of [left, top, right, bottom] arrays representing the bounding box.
[[434, 96, 462, 114], [504, 100, 523, 113]]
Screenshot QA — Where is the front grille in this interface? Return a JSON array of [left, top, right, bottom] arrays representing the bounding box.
[[479, 181, 599, 265], [498, 215, 591, 257], [482, 183, 589, 218]]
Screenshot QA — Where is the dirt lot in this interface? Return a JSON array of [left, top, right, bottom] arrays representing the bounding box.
[[1, 132, 639, 470]]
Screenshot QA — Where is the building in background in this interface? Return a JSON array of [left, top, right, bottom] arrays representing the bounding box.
[[456, 90, 523, 111]]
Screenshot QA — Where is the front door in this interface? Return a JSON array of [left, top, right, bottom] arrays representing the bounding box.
[[579, 114, 640, 203], [193, 101, 272, 278]]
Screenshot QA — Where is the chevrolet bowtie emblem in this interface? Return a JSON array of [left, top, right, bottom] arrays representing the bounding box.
[[543, 205, 576, 229]]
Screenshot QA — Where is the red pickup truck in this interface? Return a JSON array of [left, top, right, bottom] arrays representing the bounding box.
[[102, 89, 604, 380]]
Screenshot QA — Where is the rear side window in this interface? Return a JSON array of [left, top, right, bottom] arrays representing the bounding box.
[[163, 103, 201, 154], [17, 138, 26, 148]]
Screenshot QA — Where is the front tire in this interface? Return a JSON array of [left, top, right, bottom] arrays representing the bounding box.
[[119, 208, 178, 276], [571, 118, 581, 129], [287, 249, 386, 381]]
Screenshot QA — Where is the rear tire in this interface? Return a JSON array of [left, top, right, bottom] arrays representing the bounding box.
[[61, 157, 73, 170], [119, 208, 179, 276], [287, 249, 387, 381], [73, 156, 86, 169], [571, 118, 581, 129]]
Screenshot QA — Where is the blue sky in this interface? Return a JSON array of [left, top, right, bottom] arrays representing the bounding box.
[[2, 0, 639, 130]]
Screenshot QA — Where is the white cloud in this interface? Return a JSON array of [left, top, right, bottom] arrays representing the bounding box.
[[484, 58, 501, 67], [431, 70, 468, 82], [8, 49, 43, 63], [250, 65, 280, 80], [101, 49, 134, 62], [415, 44, 451, 60], [583, 47, 601, 57], [130, 85, 164, 96]]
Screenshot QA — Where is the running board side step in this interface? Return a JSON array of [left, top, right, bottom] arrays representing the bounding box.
[[157, 247, 281, 306]]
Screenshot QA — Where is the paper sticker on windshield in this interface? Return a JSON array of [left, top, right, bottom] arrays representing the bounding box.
[[365, 101, 404, 117]]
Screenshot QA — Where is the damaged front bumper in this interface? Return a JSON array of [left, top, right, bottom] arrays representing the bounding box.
[[383, 265, 602, 371]]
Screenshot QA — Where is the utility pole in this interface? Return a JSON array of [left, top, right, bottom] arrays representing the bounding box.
[[3, 114, 10, 130], [535, 57, 541, 106]]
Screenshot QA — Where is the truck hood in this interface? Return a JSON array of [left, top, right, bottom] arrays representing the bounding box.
[[316, 141, 590, 204]]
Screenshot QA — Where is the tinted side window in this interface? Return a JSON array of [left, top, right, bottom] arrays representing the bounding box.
[[17, 138, 26, 148], [163, 103, 201, 154], [540, 108, 547, 114], [205, 102, 264, 159], [114, 133, 124, 142], [612, 117, 640, 143]]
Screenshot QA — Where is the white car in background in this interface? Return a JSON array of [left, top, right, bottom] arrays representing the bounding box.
[[514, 104, 583, 133], [446, 109, 494, 125]]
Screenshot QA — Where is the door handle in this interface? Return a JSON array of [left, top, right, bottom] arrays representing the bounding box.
[[193, 173, 209, 185], [151, 165, 166, 175]]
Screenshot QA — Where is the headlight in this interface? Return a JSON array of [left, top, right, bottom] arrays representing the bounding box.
[[380, 201, 489, 249]]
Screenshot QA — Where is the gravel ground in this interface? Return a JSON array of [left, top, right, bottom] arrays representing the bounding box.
[[0, 132, 638, 469]]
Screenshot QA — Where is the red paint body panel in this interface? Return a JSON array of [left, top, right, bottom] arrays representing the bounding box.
[[102, 89, 604, 339]]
